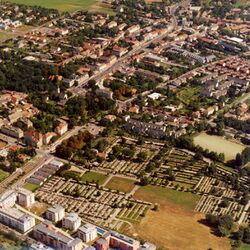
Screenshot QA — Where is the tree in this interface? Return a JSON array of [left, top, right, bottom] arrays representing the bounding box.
[[217, 215, 234, 237], [140, 175, 149, 186], [137, 151, 148, 162]]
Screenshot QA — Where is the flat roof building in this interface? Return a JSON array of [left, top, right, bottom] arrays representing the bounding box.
[[33, 221, 82, 250], [63, 213, 81, 231], [46, 204, 65, 222], [0, 206, 35, 233], [78, 223, 97, 243]]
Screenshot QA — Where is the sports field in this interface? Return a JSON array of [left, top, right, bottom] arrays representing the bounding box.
[[194, 132, 246, 161], [8, 0, 113, 13]]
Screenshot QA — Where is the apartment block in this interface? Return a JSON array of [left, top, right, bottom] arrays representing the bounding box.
[[46, 204, 65, 222], [0, 206, 35, 233]]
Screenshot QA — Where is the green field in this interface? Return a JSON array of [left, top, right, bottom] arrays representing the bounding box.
[[134, 185, 199, 211], [23, 182, 40, 192], [8, 0, 114, 13], [177, 86, 202, 105], [81, 171, 107, 184], [194, 132, 246, 161], [0, 169, 9, 182], [240, 243, 250, 250], [105, 176, 135, 193]]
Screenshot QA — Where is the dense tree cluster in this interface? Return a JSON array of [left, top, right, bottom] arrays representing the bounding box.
[[0, 53, 58, 93], [205, 214, 234, 237], [55, 131, 93, 159]]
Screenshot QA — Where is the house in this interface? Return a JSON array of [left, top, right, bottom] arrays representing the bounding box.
[[96, 88, 113, 99], [62, 213, 81, 231], [46, 204, 65, 222], [55, 121, 68, 136], [77, 223, 97, 243], [148, 93, 162, 100], [107, 21, 117, 29], [129, 106, 140, 114], [124, 119, 166, 139], [24, 130, 43, 148], [126, 25, 140, 35], [43, 132, 57, 145]]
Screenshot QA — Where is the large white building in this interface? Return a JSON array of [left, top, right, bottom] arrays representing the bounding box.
[[77, 223, 97, 242], [62, 213, 81, 231], [46, 204, 65, 222], [0, 206, 35, 232], [17, 188, 35, 208], [0, 190, 17, 208]]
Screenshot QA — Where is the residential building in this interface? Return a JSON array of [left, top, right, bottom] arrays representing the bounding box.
[[139, 242, 157, 250], [95, 238, 109, 250], [62, 213, 81, 231], [0, 190, 17, 208], [33, 221, 82, 250], [77, 223, 97, 242], [98, 231, 140, 250], [46, 204, 65, 222], [17, 188, 35, 208], [0, 206, 35, 233], [1, 125, 24, 138], [55, 121, 68, 136], [24, 130, 43, 147]]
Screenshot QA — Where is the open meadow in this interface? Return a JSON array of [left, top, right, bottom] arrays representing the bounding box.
[[105, 176, 135, 193], [194, 132, 246, 161], [8, 0, 114, 13], [130, 186, 230, 250]]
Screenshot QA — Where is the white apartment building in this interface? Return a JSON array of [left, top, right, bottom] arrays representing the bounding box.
[[77, 223, 97, 242], [0, 190, 17, 208], [0, 207, 35, 232], [62, 213, 81, 231], [17, 188, 35, 208], [46, 204, 65, 222]]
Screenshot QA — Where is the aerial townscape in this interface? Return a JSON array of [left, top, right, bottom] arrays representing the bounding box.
[[0, 0, 249, 249]]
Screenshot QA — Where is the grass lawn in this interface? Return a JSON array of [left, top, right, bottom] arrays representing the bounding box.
[[81, 171, 107, 185], [134, 185, 199, 211], [194, 132, 246, 162], [105, 176, 135, 193], [23, 182, 40, 192], [240, 243, 250, 250], [128, 185, 230, 250], [0, 25, 34, 44], [8, 0, 114, 13], [172, 181, 194, 190], [0, 169, 9, 182], [177, 86, 202, 105]]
